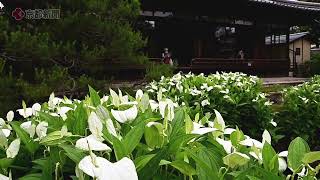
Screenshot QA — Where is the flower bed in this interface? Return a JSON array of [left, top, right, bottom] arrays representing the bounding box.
[[0, 87, 319, 179], [146, 72, 274, 137]]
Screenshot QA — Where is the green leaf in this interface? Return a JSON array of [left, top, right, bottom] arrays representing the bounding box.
[[223, 152, 250, 169], [10, 122, 39, 154], [40, 131, 65, 146], [262, 142, 278, 173], [0, 158, 14, 168], [170, 160, 196, 176], [185, 114, 193, 134], [33, 158, 53, 180], [302, 151, 320, 164], [169, 108, 185, 140], [112, 136, 127, 161], [139, 93, 150, 112], [59, 144, 86, 164], [38, 112, 63, 130], [134, 154, 156, 172], [144, 123, 164, 149], [187, 147, 221, 180], [68, 103, 88, 136], [19, 173, 42, 180], [123, 121, 146, 155], [288, 137, 310, 171], [89, 85, 101, 107], [138, 147, 168, 179], [230, 127, 245, 146]]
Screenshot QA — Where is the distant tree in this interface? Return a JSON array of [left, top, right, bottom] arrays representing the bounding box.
[[0, 0, 146, 73]]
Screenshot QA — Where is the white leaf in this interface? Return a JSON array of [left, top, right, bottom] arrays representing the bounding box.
[[88, 112, 103, 139], [32, 103, 41, 115], [6, 138, 20, 158], [79, 155, 138, 180], [216, 138, 233, 154], [36, 121, 48, 140], [20, 121, 36, 138], [224, 128, 236, 135], [76, 135, 111, 152], [111, 106, 138, 124], [17, 108, 33, 118], [0, 118, 5, 127], [262, 130, 271, 145], [279, 151, 288, 157], [135, 90, 144, 100], [6, 111, 14, 122], [106, 119, 117, 137], [149, 100, 159, 112], [278, 157, 287, 172], [0, 173, 9, 180], [1, 129, 10, 137], [213, 110, 225, 131], [239, 138, 263, 149], [191, 127, 217, 135]]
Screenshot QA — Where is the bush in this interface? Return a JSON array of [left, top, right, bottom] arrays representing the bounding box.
[[145, 62, 174, 81], [277, 75, 320, 149], [145, 72, 274, 138], [304, 53, 320, 76], [0, 87, 319, 179]]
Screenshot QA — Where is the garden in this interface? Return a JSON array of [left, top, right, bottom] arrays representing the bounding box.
[[1, 72, 320, 180], [1, 0, 320, 179]]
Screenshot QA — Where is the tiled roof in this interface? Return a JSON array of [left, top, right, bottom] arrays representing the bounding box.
[[265, 32, 309, 44], [250, 0, 320, 11]]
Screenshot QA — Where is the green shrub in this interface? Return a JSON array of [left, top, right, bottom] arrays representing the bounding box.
[[145, 62, 174, 81], [277, 76, 320, 148], [145, 72, 274, 138], [0, 87, 319, 179], [304, 53, 320, 76]]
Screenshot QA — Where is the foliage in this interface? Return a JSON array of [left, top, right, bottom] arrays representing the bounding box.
[[277, 76, 320, 149], [305, 53, 320, 76], [0, 66, 106, 117], [0, 0, 146, 75], [146, 72, 274, 138], [145, 62, 175, 81], [0, 87, 319, 179]]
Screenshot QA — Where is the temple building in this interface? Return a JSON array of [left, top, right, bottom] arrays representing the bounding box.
[[140, 0, 320, 75]]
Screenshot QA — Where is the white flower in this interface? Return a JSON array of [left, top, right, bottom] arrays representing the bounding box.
[[79, 154, 138, 180], [264, 101, 273, 106], [6, 111, 14, 122], [106, 119, 117, 137], [201, 99, 210, 107], [32, 103, 41, 115], [17, 108, 33, 118], [6, 138, 20, 158], [76, 135, 111, 152], [216, 138, 233, 154], [36, 121, 48, 140], [159, 99, 175, 121], [88, 112, 103, 139], [20, 121, 36, 138], [48, 93, 62, 108], [111, 105, 138, 123]]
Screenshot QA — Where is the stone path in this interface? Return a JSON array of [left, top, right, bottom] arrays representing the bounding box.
[[262, 77, 309, 85]]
